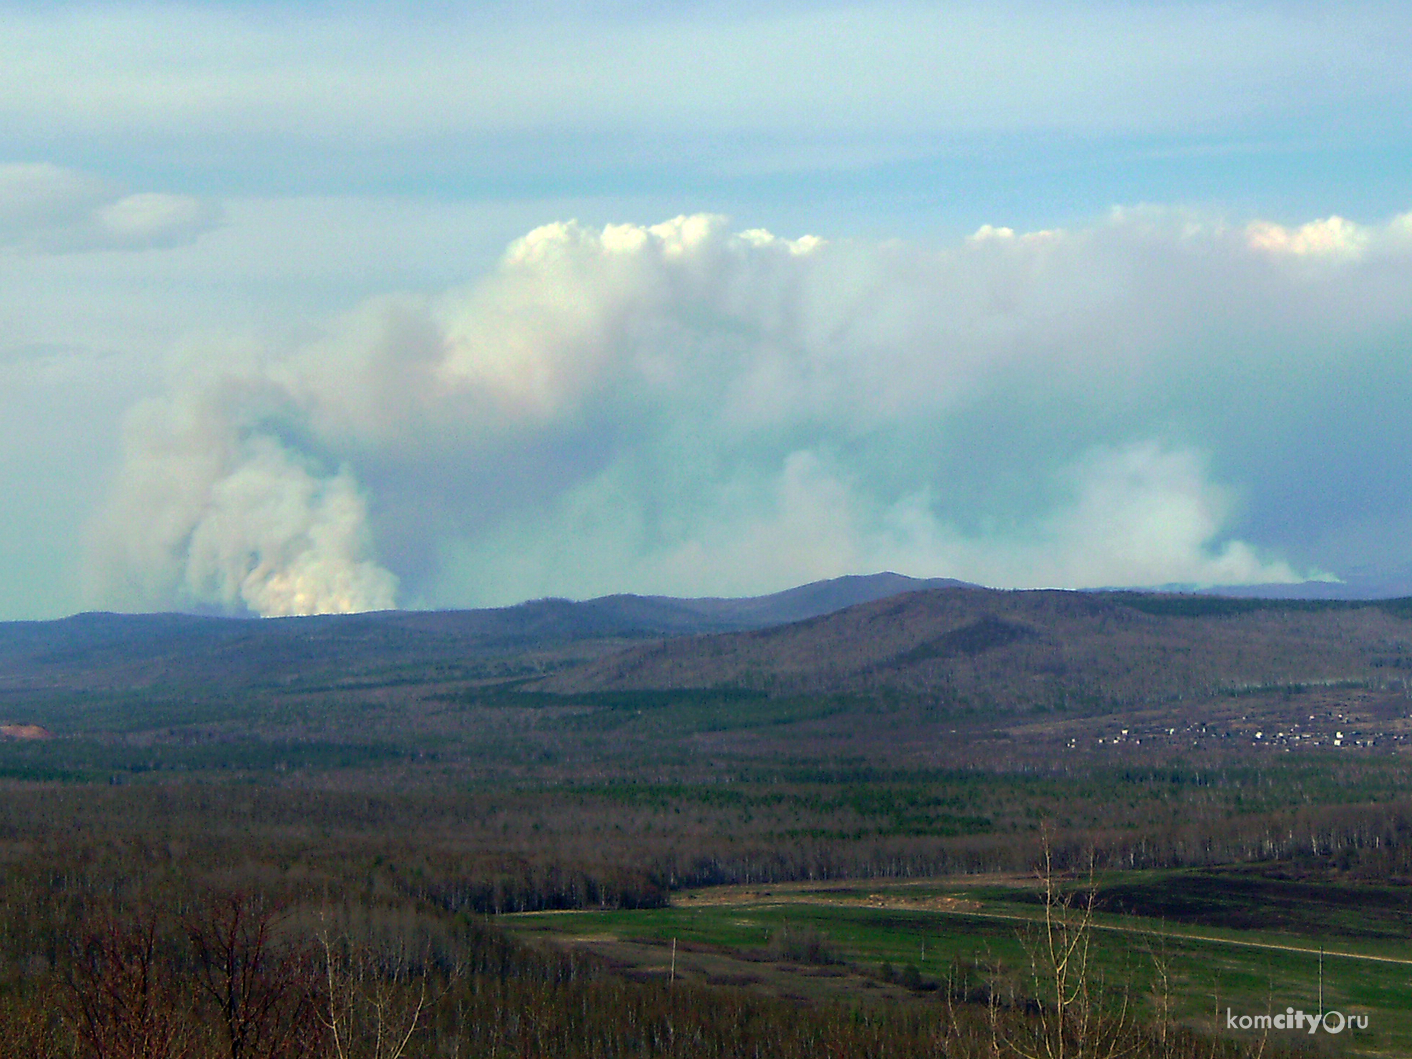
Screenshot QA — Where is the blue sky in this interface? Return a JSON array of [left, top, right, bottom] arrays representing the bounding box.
[[4, 1, 1412, 617]]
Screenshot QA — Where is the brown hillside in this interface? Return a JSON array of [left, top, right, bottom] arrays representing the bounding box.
[[530, 588, 1412, 714]]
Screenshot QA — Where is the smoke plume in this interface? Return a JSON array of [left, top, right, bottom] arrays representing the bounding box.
[[91, 208, 1412, 615]]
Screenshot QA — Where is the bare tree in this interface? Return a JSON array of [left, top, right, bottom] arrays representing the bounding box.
[[188, 891, 325, 1059], [316, 915, 455, 1059], [993, 835, 1137, 1059], [62, 912, 194, 1059]]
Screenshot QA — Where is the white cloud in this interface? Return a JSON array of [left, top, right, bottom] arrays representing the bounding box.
[[1246, 215, 1368, 260], [0, 163, 217, 252], [96, 192, 216, 248]]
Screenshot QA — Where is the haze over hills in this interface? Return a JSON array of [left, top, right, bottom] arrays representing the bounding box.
[[0, 573, 969, 696], [1196, 569, 1412, 600]]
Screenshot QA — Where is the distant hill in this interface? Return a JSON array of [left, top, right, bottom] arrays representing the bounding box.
[[625, 573, 975, 628], [5, 578, 1412, 759], [1200, 577, 1412, 600], [532, 587, 1412, 716], [10, 576, 1412, 728], [0, 573, 970, 694]]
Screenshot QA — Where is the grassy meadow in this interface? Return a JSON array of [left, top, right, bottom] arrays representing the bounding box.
[[508, 867, 1412, 1056]]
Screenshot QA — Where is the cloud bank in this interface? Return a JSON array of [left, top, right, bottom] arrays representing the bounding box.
[[6, 4, 1406, 146], [90, 207, 1412, 616]]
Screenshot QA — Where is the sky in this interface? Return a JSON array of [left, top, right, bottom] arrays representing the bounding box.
[[4, 1, 1412, 619]]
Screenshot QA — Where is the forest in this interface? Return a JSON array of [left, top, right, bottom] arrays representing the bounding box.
[[1, 583, 1409, 1056]]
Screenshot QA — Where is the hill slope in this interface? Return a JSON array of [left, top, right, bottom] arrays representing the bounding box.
[[532, 588, 1412, 715]]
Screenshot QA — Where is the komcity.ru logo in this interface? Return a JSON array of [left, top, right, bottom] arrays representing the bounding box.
[[1226, 1008, 1369, 1035]]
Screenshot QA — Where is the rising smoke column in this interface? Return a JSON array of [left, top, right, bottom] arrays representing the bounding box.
[[92, 374, 397, 616], [91, 209, 1401, 616]]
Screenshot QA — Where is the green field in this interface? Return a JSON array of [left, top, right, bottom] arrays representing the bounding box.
[[506, 867, 1412, 1057]]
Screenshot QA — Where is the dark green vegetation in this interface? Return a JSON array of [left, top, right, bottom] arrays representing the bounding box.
[[2, 583, 1411, 1055]]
